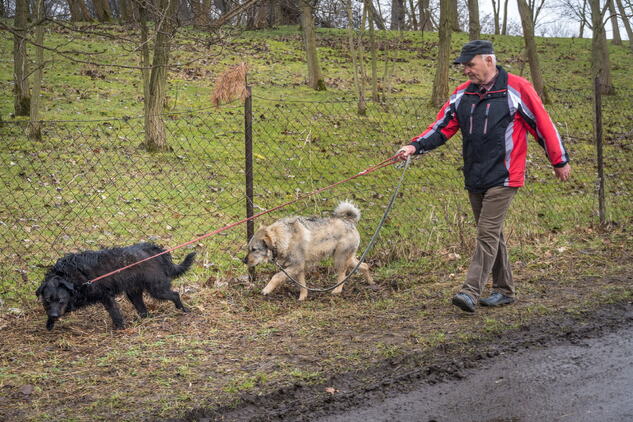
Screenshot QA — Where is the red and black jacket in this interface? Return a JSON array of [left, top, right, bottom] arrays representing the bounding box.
[[410, 66, 569, 193]]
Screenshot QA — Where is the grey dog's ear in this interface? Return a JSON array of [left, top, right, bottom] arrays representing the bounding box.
[[262, 229, 275, 250]]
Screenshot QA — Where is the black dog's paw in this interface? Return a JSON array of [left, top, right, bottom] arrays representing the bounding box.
[[46, 318, 56, 331], [181, 306, 190, 313]]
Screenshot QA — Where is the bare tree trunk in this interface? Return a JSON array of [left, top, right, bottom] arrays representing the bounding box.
[[359, 7, 367, 105], [517, 0, 549, 103], [67, 0, 83, 21], [419, 0, 432, 30], [246, 4, 256, 28], [299, 0, 326, 90], [270, 0, 281, 26], [78, 0, 92, 20], [13, 0, 30, 117], [491, 0, 500, 34], [252, 2, 272, 28], [600, 31, 614, 90], [579, 0, 587, 37], [529, 0, 547, 25], [0, 0, 5, 18], [614, 0, 633, 52], [214, 0, 227, 14], [449, 0, 460, 31], [138, 0, 151, 140], [391, 0, 405, 29], [145, 0, 178, 151], [590, 0, 614, 94], [94, 0, 112, 21], [408, 0, 418, 29], [119, 0, 136, 23], [119, 0, 130, 22], [191, 0, 210, 27], [467, 0, 480, 39], [432, 0, 451, 108], [502, 0, 509, 34], [607, 0, 622, 44], [202, 0, 212, 22], [366, 0, 379, 101], [347, 0, 367, 112], [367, 0, 386, 30], [347, 0, 366, 114], [29, 0, 44, 141]]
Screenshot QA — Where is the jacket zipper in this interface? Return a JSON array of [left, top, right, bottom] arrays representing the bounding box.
[[469, 103, 476, 134], [483, 103, 491, 134]]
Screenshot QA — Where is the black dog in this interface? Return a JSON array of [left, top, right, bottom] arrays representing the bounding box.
[[36, 242, 195, 330]]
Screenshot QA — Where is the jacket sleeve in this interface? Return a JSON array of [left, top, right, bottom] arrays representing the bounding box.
[[517, 81, 570, 167], [409, 92, 461, 154]]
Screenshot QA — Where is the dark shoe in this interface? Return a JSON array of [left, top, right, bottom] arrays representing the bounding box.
[[452, 293, 476, 313], [479, 292, 515, 307]]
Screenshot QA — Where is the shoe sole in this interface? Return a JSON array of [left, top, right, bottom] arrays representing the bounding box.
[[479, 299, 515, 307], [452, 296, 475, 313]]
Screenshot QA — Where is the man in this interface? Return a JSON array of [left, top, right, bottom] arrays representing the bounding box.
[[397, 40, 571, 313]]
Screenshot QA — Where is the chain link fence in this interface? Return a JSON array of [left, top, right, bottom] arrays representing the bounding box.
[[1, 88, 632, 303]]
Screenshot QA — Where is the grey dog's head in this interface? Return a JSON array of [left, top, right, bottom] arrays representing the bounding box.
[[243, 227, 274, 268], [36, 276, 75, 330]]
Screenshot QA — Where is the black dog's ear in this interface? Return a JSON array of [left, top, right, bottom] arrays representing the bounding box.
[[59, 279, 76, 293], [35, 283, 44, 298]]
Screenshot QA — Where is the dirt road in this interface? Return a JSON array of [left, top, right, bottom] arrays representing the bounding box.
[[183, 302, 633, 422], [316, 324, 633, 422]]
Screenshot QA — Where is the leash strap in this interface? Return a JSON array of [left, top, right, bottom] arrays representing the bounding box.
[[84, 155, 402, 285]]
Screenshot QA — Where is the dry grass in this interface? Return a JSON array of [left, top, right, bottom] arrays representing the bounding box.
[[211, 62, 249, 107]]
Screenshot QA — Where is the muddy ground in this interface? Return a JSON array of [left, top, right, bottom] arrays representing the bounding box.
[[2, 236, 632, 421], [314, 309, 633, 421], [180, 300, 633, 422]]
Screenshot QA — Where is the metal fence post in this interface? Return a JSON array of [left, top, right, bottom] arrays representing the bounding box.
[[594, 76, 606, 225], [245, 84, 255, 280]]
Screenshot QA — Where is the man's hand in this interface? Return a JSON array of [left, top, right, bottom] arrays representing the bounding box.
[[554, 163, 571, 181], [395, 145, 416, 161]]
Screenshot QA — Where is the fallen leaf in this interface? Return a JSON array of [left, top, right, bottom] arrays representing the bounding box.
[[325, 387, 338, 394]]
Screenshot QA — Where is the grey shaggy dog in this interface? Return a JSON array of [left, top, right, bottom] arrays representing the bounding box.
[[36, 242, 195, 330], [244, 201, 374, 300]]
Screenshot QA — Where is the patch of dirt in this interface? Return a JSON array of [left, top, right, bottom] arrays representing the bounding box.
[[179, 298, 633, 422]]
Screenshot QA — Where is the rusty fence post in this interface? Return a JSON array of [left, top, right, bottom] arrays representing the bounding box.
[[245, 84, 255, 281]]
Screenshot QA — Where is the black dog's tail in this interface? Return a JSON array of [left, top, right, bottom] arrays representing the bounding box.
[[171, 252, 196, 278]]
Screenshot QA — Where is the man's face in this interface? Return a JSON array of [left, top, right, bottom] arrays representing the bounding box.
[[461, 55, 495, 85]]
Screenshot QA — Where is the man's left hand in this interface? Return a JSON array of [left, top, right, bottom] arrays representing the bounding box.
[[554, 163, 571, 181]]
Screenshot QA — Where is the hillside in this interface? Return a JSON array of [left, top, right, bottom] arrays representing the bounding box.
[[2, 25, 633, 121]]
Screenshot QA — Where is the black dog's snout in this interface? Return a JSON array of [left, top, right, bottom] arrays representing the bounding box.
[[49, 310, 60, 318]]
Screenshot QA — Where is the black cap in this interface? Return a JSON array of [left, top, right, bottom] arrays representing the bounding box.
[[453, 40, 494, 64]]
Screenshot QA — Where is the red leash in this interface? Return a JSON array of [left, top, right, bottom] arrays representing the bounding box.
[[85, 154, 401, 285]]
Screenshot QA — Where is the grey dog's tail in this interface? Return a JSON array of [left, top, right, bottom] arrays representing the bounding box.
[[171, 252, 196, 278], [333, 201, 361, 223]]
